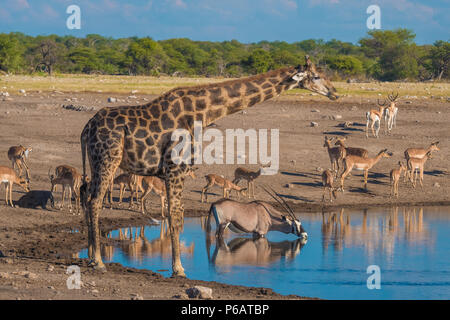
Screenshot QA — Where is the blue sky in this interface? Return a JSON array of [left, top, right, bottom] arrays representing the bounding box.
[[0, 0, 448, 44]]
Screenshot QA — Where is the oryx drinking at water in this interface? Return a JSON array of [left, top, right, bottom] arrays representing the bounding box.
[[207, 187, 308, 240]]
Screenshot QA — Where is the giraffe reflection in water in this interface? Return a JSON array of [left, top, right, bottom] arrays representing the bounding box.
[[101, 219, 195, 262], [321, 207, 430, 259]]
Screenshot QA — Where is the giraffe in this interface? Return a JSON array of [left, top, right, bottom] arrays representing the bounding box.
[[80, 55, 338, 277]]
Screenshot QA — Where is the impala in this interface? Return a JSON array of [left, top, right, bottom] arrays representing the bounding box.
[[112, 173, 136, 207], [7, 145, 32, 179], [49, 168, 82, 214], [334, 137, 368, 158], [340, 149, 392, 191], [138, 176, 166, 216], [0, 166, 30, 207], [390, 161, 407, 198], [136, 168, 196, 216], [366, 101, 386, 138], [322, 169, 337, 202], [404, 141, 440, 182], [408, 151, 433, 188], [201, 174, 247, 203], [232, 166, 265, 199], [384, 92, 399, 134], [323, 136, 346, 177]]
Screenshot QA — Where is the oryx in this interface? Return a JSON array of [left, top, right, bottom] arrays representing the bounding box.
[[207, 186, 308, 240]]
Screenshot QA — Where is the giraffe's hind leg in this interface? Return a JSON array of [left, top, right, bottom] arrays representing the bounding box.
[[85, 143, 123, 270]]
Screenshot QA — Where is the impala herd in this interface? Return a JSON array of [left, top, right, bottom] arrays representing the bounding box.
[[0, 92, 442, 215]]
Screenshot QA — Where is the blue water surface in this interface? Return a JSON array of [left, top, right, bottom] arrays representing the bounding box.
[[80, 206, 450, 299]]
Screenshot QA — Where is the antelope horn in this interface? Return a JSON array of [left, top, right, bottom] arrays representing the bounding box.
[[262, 185, 297, 221], [388, 91, 399, 101], [377, 99, 387, 106]]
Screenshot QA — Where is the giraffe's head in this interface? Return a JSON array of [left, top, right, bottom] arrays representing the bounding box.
[[290, 56, 338, 100]]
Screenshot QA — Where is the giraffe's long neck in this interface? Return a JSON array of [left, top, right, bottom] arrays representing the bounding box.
[[200, 67, 296, 126]]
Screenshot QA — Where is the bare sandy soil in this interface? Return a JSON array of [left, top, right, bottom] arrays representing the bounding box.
[[0, 90, 449, 300]]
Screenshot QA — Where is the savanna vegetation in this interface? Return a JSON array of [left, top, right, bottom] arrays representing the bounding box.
[[0, 29, 448, 81]]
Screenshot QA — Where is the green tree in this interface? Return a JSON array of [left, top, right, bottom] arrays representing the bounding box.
[[0, 33, 23, 72], [244, 49, 273, 74], [429, 40, 450, 80], [126, 38, 168, 75], [359, 29, 418, 81], [324, 55, 364, 76]]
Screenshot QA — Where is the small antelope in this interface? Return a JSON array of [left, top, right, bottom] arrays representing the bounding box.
[[323, 136, 346, 177], [232, 166, 265, 198], [136, 168, 196, 216], [384, 92, 399, 134], [52, 165, 78, 193], [112, 173, 136, 207], [138, 176, 166, 216], [322, 169, 337, 202], [340, 149, 392, 191], [7, 145, 32, 179], [390, 161, 407, 198], [334, 137, 368, 158], [408, 151, 433, 188], [49, 168, 82, 214], [207, 187, 307, 240], [404, 141, 440, 182], [366, 101, 386, 138], [202, 174, 247, 203], [0, 166, 30, 207]]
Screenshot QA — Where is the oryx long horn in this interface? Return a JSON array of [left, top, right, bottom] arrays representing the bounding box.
[[262, 185, 297, 220], [267, 185, 297, 220]]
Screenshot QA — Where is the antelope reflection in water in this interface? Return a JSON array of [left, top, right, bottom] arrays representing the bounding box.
[[101, 220, 194, 262], [204, 219, 306, 270], [321, 207, 430, 260]]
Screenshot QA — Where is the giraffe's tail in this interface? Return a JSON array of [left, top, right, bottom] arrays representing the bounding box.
[[80, 123, 90, 210]]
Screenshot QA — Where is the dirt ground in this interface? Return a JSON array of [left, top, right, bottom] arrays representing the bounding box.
[[0, 89, 449, 300]]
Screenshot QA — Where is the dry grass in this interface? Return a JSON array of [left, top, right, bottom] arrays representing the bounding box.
[[1, 73, 449, 99]]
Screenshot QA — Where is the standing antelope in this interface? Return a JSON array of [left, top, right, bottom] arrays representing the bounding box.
[[202, 174, 247, 203], [404, 141, 440, 182], [136, 168, 196, 216], [207, 187, 307, 240], [384, 92, 399, 134], [340, 149, 392, 191], [49, 168, 82, 214], [390, 161, 407, 198], [322, 169, 337, 202], [334, 137, 368, 158], [51, 165, 78, 193], [323, 136, 346, 177], [0, 166, 30, 207], [7, 145, 32, 179], [366, 101, 386, 138], [138, 176, 166, 216], [112, 173, 136, 207], [408, 152, 433, 188], [232, 166, 265, 199]]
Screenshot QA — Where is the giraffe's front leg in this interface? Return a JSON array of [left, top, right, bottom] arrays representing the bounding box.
[[165, 168, 187, 278]]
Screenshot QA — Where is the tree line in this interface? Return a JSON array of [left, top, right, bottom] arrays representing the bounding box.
[[0, 29, 448, 81]]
